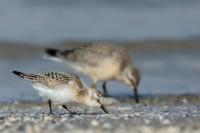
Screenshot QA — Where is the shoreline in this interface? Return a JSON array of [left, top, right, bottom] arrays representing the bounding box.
[[0, 38, 200, 58], [0, 93, 200, 105]]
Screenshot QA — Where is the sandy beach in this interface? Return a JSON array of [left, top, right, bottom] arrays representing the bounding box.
[[0, 95, 200, 133]]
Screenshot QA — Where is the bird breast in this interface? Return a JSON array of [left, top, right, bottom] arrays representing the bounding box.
[[32, 83, 75, 104]]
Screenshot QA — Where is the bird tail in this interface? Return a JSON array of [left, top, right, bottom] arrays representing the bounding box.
[[45, 48, 61, 57], [13, 71, 37, 82], [44, 48, 63, 62]]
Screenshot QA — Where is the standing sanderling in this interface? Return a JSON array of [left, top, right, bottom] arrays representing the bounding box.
[[13, 71, 109, 114], [45, 43, 141, 103]]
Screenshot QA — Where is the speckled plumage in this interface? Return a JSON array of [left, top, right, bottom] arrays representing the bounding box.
[[15, 72, 84, 89]]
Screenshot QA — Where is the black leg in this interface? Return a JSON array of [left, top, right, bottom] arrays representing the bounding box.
[[133, 88, 139, 103], [102, 81, 109, 97], [48, 100, 53, 114], [62, 105, 75, 115]]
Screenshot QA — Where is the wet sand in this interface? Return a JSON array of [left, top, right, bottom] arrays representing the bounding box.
[[0, 95, 200, 133]]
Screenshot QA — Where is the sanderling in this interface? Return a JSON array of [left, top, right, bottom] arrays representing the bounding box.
[[13, 71, 109, 114], [45, 43, 141, 103]]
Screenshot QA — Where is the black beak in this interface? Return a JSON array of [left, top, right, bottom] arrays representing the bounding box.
[[133, 87, 139, 103], [129, 77, 140, 103], [97, 99, 109, 114], [100, 104, 109, 114]]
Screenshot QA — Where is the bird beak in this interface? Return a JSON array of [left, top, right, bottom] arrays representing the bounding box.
[[133, 86, 139, 103], [100, 104, 109, 114], [97, 99, 109, 114], [128, 76, 140, 103]]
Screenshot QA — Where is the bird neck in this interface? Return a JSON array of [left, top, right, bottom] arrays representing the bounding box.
[[75, 89, 89, 104]]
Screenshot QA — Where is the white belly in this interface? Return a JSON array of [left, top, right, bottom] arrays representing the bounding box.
[[32, 84, 74, 104]]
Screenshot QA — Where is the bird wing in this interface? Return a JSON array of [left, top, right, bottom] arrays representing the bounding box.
[[59, 44, 128, 67], [13, 71, 85, 91], [38, 72, 85, 90]]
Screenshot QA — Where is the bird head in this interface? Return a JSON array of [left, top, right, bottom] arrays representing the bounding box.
[[118, 66, 141, 103], [84, 89, 109, 114]]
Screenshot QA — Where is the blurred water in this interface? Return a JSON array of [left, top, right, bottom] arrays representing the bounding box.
[[1, 52, 200, 102], [0, 0, 200, 43]]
